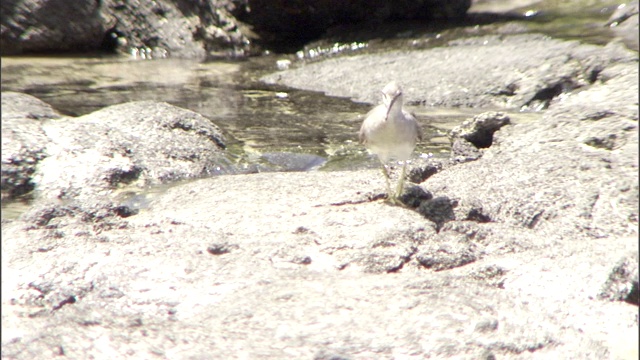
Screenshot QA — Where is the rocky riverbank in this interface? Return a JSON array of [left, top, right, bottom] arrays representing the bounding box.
[[3, 34, 638, 359], [2, 3, 639, 359]]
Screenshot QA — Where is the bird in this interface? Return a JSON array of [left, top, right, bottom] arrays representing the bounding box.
[[359, 81, 422, 204]]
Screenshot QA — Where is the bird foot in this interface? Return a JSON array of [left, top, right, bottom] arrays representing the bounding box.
[[383, 193, 409, 207], [383, 194, 398, 205]]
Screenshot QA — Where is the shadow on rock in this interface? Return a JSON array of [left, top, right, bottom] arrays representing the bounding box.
[[417, 196, 458, 231]]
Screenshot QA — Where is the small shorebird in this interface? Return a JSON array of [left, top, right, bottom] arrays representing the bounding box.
[[359, 81, 422, 203]]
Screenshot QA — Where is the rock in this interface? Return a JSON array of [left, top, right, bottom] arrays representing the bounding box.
[[423, 62, 638, 239], [605, 1, 639, 51], [19, 198, 128, 231], [416, 231, 479, 271], [469, 264, 507, 288], [407, 156, 445, 184], [1, 0, 471, 58], [1, 96, 234, 202], [3, 169, 636, 358], [35, 100, 232, 200], [0, 0, 112, 55], [450, 138, 483, 163], [599, 250, 640, 305], [207, 242, 240, 255], [450, 112, 511, 149], [1, 91, 63, 121], [1, 92, 58, 200], [2, 26, 639, 360], [417, 196, 458, 231], [101, 0, 252, 58], [448, 112, 511, 163], [1, 0, 252, 58], [262, 34, 638, 108], [397, 184, 433, 208]]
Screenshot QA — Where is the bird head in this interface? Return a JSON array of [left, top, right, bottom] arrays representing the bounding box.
[[381, 81, 403, 120]]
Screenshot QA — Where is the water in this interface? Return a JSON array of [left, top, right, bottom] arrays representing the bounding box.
[[2, 0, 631, 218], [0, 54, 468, 220], [4, 0, 628, 171], [0, 55, 459, 171]]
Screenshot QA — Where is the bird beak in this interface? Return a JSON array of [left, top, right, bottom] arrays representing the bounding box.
[[385, 93, 400, 120]]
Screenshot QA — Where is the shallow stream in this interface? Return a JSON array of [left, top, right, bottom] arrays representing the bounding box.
[[1, 0, 633, 217]]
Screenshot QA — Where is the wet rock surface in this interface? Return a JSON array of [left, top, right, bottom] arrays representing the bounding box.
[[2, 29, 639, 360]]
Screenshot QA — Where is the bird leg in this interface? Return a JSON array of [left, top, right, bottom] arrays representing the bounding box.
[[395, 161, 408, 200], [379, 161, 394, 201]]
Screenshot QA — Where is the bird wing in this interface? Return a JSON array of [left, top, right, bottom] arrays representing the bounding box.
[[404, 110, 423, 141], [358, 124, 366, 144], [359, 105, 386, 144]]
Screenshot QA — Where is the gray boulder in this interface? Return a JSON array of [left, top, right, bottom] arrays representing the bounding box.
[[2, 26, 638, 360], [1, 92, 59, 200], [1, 0, 471, 57], [606, 0, 639, 51], [424, 62, 638, 239], [1, 0, 251, 58], [262, 34, 638, 108], [1, 95, 232, 201]]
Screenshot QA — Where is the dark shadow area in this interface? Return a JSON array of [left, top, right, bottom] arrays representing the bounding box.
[[244, 11, 531, 54]]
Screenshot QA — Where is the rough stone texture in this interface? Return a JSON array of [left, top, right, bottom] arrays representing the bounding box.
[[1, 91, 63, 122], [2, 169, 638, 358], [262, 34, 638, 109], [599, 251, 640, 305], [0, 0, 112, 55], [406, 156, 446, 184], [1, 92, 59, 200], [449, 111, 511, 163], [2, 34, 639, 360], [1, 97, 232, 201], [606, 0, 639, 51], [423, 62, 638, 240], [449, 112, 511, 149], [35, 101, 232, 200], [1, 0, 251, 58], [101, 0, 251, 58], [1, 0, 469, 57]]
